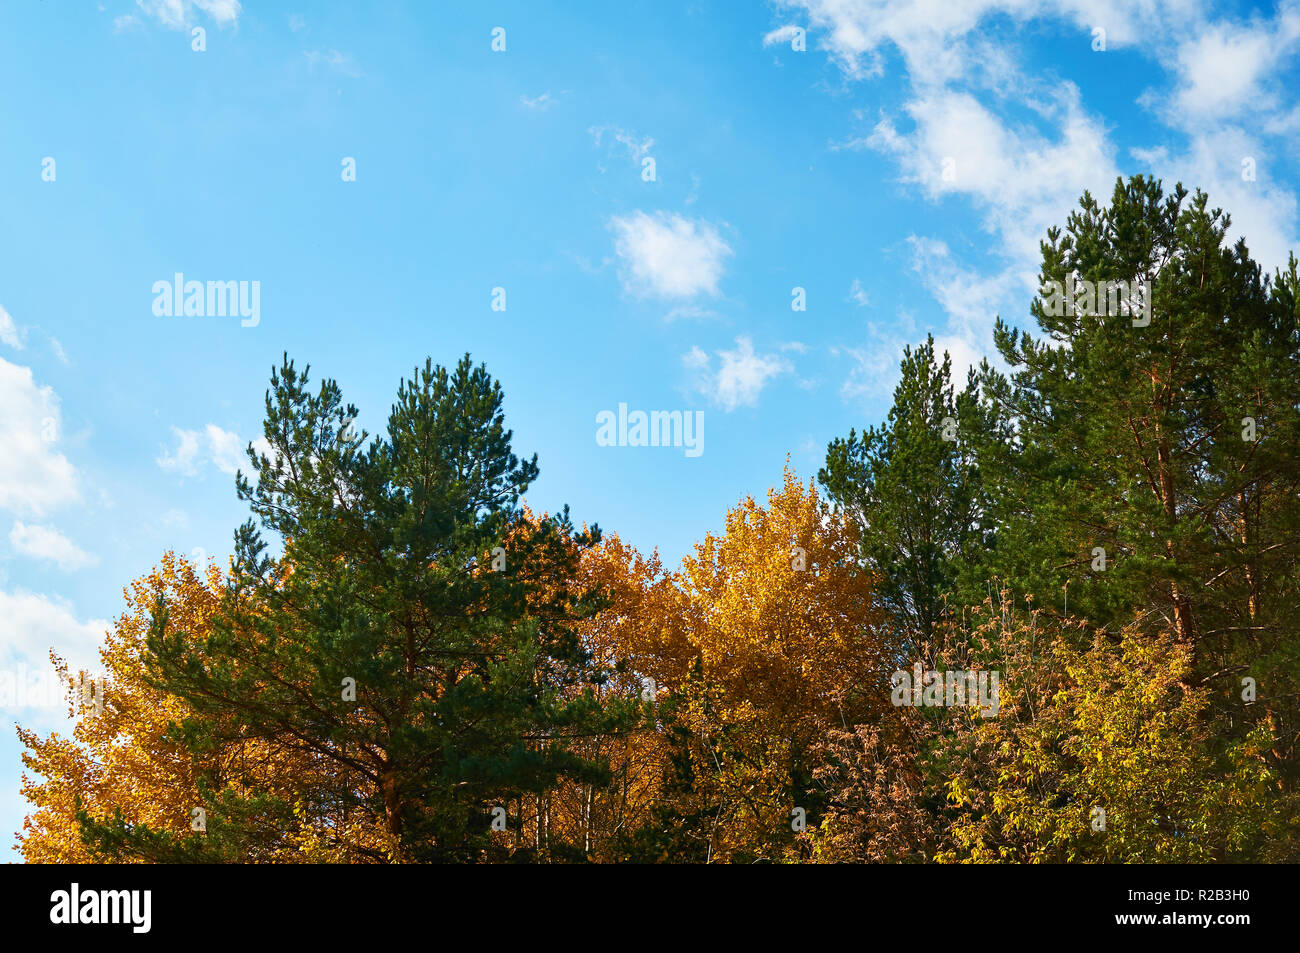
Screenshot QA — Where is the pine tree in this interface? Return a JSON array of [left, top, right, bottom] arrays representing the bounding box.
[[819, 335, 991, 657], [979, 176, 1300, 787], [83, 355, 639, 862]]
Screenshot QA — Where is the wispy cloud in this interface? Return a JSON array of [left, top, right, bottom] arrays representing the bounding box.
[[664, 304, 718, 322], [0, 589, 109, 677], [779, 0, 1300, 285], [590, 125, 655, 166], [1162, 9, 1300, 125], [0, 358, 79, 517], [847, 278, 870, 308], [609, 211, 732, 300], [683, 336, 791, 411], [868, 84, 1118, 269], [0, 306, 22, 350], [762, 24, 804, 48], [135, 0, 241, 31], [157, 423, 266, 478], [9, 522, 98, 571], [521, 91, 558, 110], [303, 49, 363, 78]]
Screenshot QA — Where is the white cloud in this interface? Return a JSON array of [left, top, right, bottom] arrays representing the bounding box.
[[772, 0, 1188, 86], [763, 25, 805, 48], [664, 304, 718, 321], [157, 423, 260, 477], [856, 85, 1117, 369], [930, 333, 986, 387], [303, 49, 363, 77], [160, 508, 189, 528], [1171, 26, 1275, 119], [839, 238, 1013, 401], [848, 278, 871, 307], [1164, 9, 1300, 124], [194, 0, 241, 23], [836, 313, 982, 403], [521, 92, 557, 110], [682, 345, 709, 371], [838, 328, 908, 402], [683, 336, 792, 411], [905, 236, 1025, 336], [775, 0, 1300, 400], [1133, 129, 1299, 271], [870, 84, 1119, 267], [785, 1, 1300, 272], [135, 0, 241, 30], [0, 305, 22, 350], [9, 522, 98, 571], [206, 424, 250, 474], [841, 80, 1119, 367], [1136, 7, 1300, 272], [157, 426, 203, 476], [0, 589, 109, 675], [610, 211, 733, 299], [590, 125, 655, 163], [0, 358, 79, 517]]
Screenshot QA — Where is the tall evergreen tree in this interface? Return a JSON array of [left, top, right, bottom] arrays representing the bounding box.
[[979, 176, 1300, 783], [819, 336, 992, 656], [83, 355, 638, 862]]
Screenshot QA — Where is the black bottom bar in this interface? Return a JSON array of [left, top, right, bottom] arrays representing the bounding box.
[[0, 863, 1269, 940]]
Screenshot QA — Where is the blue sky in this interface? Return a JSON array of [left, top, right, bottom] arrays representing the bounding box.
[[3, 0, 1300, 858]]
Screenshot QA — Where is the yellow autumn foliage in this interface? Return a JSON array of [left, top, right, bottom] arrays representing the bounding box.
[[17, 553, 392, 863]]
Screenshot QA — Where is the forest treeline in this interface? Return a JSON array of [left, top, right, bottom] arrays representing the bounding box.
[[18, 176, 1300, 862]]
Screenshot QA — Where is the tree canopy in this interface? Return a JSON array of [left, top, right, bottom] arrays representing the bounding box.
[[18, 177, 1300, 863]]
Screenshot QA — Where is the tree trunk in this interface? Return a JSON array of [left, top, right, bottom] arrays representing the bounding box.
[[381, 769, 403, 841], [1157, 437, 1195, 645]]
